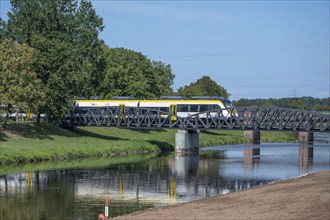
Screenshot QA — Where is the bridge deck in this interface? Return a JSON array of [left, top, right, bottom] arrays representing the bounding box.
[[61, 107, 330, 132]]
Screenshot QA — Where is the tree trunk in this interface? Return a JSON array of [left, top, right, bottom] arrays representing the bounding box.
[[2, 113, 8, 129], [2, 105, 11, 129]]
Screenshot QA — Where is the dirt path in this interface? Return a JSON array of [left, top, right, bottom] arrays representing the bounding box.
[[114, 171, 330, 220]]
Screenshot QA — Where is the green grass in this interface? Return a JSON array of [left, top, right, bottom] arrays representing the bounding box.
[[0, 122, 298, 165], [261, 130, 298, 143], [0, 123, 165, 165]]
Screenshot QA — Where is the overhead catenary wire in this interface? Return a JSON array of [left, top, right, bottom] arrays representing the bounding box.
[[174, 71, 329, 81], [151, 43, 330, 59], [223, 84, 328, 88]]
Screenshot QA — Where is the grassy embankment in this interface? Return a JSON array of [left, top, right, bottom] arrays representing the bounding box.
[[0, 122, 297, 165]]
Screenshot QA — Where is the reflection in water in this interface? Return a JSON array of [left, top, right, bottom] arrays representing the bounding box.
[[174, 154, 199, 177], [119, 175, 124, 200], [26, 171, 33, 194], [244, 148, 260, 171], [298, 146, 314, 173], [168, 178, 176, 203], [0, 144, 329, 219]]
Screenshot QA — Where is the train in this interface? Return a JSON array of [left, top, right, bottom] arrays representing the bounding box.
[[74, 96, 237, 120]]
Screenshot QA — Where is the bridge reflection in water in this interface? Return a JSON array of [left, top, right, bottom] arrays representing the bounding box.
[[298, 146, 313, 173], [242, 145, 314, 174], [0, 144, 329, 219], [124, 152, 259, 201], [244, 148, 260, 171], [73, 146, 319, 202]]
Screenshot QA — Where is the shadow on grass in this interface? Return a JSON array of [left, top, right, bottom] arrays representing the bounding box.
[[2, 123, 59, 140], [127, 128, 168, 134], [0, 130, 9, 141], [201, 130, 234, 136], [1, 122, 129, 141], [72, 127, 128, 141], [148, 140, 174, 152]]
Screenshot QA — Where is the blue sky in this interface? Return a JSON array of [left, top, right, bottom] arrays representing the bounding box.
[[1, 0, 329, 101]]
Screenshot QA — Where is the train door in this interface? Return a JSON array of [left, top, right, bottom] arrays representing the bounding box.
[[119, 104, 126, 120], [170, 104, 177, 121]]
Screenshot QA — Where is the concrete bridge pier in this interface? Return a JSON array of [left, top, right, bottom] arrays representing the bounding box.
[[298, 132, 314, 144], [244, 130, 260, 144], [175, 130, 199, 154]]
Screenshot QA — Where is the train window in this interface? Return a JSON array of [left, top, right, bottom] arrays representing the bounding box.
[[190, 105, 199, 112], [222, 100, 233, 108], [177, 105, 188, 112], [200, 105, 208, 112], [209, 105, 220, 111], [159, 107, 169, 112]]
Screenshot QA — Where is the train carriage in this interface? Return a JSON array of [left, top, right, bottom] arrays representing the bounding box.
[[73, 96, 237, 120]]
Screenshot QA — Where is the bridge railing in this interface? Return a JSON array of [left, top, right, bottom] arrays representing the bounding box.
[[60, 106, 330, 132]]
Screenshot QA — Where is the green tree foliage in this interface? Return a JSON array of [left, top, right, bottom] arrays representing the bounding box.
[[1, 0, 104, 121], [234, 97, 330, 111], [100, 47, 175, 99], [176, 76, 229, 98], [152, 61, 175, 96], [0, 39, 45, 128]]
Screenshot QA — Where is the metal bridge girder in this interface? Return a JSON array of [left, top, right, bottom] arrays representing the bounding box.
[[60, 106, 330, 132]]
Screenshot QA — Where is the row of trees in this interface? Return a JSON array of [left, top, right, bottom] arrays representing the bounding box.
[[234, 97, 330, 111], [176, 81, 330, 111], [0, 0, 175, 126]]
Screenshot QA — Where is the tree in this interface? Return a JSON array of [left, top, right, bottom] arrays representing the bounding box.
[[100, 47, 175, 99], [176, 76, 229, 98], [1, 0, 104, 121], [152, 61, 175, 96], [234, 97, 330, 111], [0, 39, 45, 128]]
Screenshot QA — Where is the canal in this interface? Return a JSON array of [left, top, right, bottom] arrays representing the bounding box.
[[1, 143, 329, 220]]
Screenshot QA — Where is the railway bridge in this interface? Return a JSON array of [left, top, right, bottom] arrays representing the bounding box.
[[61, 106, 330, 153]]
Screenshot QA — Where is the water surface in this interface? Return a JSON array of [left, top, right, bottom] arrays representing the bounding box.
[[1, 143, 329, 219]]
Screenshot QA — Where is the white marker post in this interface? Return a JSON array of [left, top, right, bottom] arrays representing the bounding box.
[[105, 196, 109, 219]]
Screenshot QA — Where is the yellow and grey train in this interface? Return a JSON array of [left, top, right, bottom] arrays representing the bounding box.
[[74, 96, 237, 120]]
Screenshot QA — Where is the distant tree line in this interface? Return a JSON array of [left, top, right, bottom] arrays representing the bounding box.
[[233, 97, 330, 111]]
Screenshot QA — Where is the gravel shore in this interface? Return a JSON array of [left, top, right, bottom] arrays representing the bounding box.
[[114, 171, 330, 220]]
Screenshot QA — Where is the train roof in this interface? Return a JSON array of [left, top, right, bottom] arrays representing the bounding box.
[[76, 96, 232, 102], [111, 96, 137, 100], [191, 96, 227, 100], [160, 96, 187, 100]]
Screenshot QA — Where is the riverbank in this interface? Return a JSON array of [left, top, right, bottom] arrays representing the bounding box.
[[0, 122, 297, 165], [114, 171, 330, 220]]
